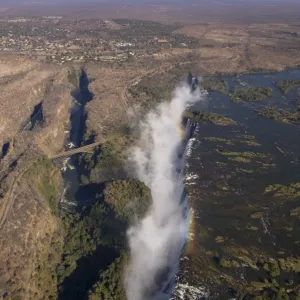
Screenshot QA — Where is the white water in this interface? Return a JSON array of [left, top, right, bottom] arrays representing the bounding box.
[[125, 84, 203, 300]]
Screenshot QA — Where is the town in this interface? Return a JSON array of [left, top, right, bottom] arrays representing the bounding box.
[[0, 16, 198, 64]]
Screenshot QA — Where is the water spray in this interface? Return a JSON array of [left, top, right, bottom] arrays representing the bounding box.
[[125, 83, 203, 300]]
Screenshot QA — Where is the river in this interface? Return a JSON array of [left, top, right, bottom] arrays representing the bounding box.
[[60, 69, 93, 210], [58, 67, 300, 299], [173, 69, 300, 299]]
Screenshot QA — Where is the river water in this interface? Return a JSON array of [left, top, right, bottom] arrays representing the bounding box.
[[60, 69, 93, 209], [58, 68, 300, 299], [173, 69, 300, 299]]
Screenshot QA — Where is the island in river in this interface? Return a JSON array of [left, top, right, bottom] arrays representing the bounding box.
[[1, 61, 300, 299], [1, 2, 300, 297], [174, 69, 300, 300], [57, 68, 300, 300]]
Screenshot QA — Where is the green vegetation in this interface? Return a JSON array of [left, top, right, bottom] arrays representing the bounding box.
[[111, 19, 199, 48], [241, 139, 261, 147], [256, 107, 300, 125], [223, 247, 258, 270], [57, 203, 111, 285], [38, 179, 57, 212], [243, 135, 256, 140], [236, 168, 254, 174], [264, 183, 300, 198], [79, 126, 135, 183], [20, 69, 300, 299], [171, 75, 300, 299], [237, 135, 261, 147], [129, 85, 167, 107], [229, 156, 251, 163], [217, 149, 267, 159], [90, 142, 125, 181], [263, 261, 280, 277], [113, 19, 180, 38], [275, 80, 300, 94], [18, 157, 64, 298], [57, 197, 128, 299], [0, 176, 8, 200], [278, 257, 300, 272], [201, 78, 228, 94], [56, 177, 151, 298], [257, 256, 300, 285], [67, 68, 78, 88], [103, 179, 151, 223], [250, 212, 264, 219], [183, 110, 236, 126], [219, 258, 240, 268], [128, 66, 194, 111], [204, 137, 234, 145], [216, 149, 272, 169], [31, 232, 63, 300], [231, 86, 272, 103], [215, 236, 225, 243], [26, 157, 61, 213], [55, 124, 150, 298], [88, 251, 128, 300]]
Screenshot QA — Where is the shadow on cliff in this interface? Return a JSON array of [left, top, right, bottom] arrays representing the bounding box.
[[58, 245, 119, 300], [71, 68, 94, 105], [69, 68, 94, 148], [58, 183, 127, 300]]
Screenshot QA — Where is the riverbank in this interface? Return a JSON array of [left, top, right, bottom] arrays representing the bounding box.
[[173, 68, 300, 299]]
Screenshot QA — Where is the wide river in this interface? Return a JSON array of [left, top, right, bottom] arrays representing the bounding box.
[[173, 69, 300, 299]]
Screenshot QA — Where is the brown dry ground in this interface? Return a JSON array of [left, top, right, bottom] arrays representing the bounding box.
[[0, 57, 73, 299], [83, 65, 138, 138], [0, 164, 62, 299], [0, 56, 74, 157], [174, 22, 300, 74], [1, 6, 300, 297], [0, 56, 154, 299], [83, 62, 175, 140]]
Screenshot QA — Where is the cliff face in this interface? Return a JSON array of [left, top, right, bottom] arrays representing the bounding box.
[[0, 60, 54, 147], [0, 56, 149, 299], [34, 68, 75, 156], [0, 58, 75, 158], [82, 63, 142, 140], [0, 156, 64, 300], [0, 56, 77, 299]]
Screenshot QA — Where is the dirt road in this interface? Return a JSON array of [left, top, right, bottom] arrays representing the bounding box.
[[0, 160, 37, 230]]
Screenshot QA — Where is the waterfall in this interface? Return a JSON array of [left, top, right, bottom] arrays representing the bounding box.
[[125, 84, 203, 300]]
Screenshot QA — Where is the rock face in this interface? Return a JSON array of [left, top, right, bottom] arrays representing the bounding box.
[[0, 55, 145, 299], [0, 58, 75, 158], [0, 157, 63, 300], [0, 56, 76, 299], [34, 69, 74, 156], [83, 63, 141, 140]]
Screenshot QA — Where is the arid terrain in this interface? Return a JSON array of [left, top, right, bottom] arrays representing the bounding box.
[[0, 1, 300, 299]]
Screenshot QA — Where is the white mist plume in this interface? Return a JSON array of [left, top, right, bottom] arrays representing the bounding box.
[[125, 84, 202, 300]]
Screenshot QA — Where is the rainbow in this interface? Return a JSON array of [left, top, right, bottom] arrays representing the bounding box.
[[185, 207, 196, 255], [177, 119, 197, 256], [177, 121, 186, 138]]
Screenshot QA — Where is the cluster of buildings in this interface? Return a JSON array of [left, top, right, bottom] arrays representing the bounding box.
[[0, 16, 194, 64]]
